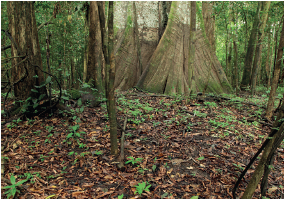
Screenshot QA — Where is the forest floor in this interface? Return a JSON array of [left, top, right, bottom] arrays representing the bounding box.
[[1, 88, 284, 199]]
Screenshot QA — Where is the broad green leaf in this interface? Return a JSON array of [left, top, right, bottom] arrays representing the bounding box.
[[10, 175, 16, 184], [198, 156, 204, 161], [190, 196, 199, 199]]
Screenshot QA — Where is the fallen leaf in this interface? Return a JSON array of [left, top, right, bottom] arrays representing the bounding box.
[[268, 186, 278, 194]]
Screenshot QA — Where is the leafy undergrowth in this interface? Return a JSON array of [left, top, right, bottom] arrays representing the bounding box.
[[1, 89, 284, 199]]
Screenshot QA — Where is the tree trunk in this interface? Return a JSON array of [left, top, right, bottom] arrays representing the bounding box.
[[137, 2, 232, 95], [265, 23, 272, 87], [242, 100, 284, 198], [114, 2, 144, 91], [251, 1, 271, 95], [240, 2, 261, 90], [107, 2, 118, 155], [7, 1, 47, 112], [202, 1, 216, 53], [189, 1, 197, 94], [265, 15, 284, 119], [87, 1, 104, 93]]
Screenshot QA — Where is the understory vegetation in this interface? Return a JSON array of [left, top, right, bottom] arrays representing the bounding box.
[[1, 86, 283, 199]]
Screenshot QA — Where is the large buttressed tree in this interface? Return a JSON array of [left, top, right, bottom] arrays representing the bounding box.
[[7, 2, 47, 108], [136, 1, 232, 95], [114, 1, 160, 90]]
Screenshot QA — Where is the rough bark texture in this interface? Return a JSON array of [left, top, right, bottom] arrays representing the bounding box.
[[87, 1, 104, 92], [106, 2, 118, 155], [189, 1, 197, 94], [251, 1, 271, 95], [240, 2, 261, 89], [202, 2, 216, 53], [137, 2, 232, 95], [7, 1, 47, 104], [265, 17, 284, 119], [114, 2, 159, 91]]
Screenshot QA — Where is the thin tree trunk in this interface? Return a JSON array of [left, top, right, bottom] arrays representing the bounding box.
[[242, 101, 284, 198], [265, 16, 284, 119], [102, 2, 118, 155], [189, 1, 196, 94], [265, 23, 272, 87], [240, 2, 261, 90], [251, 1, 271, 95]]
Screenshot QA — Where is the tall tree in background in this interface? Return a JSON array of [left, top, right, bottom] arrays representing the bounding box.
[[265, 16, 284, 120], [240, 2, 261, 90], [87, 1, 104, 93], [7, 1, 47, 114], [251, 1, 271, 95], [189, 1, 197, 94]]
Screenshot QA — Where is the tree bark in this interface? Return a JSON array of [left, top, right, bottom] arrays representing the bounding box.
[[7, 1, 47, 110], [265, 15, 284, 119], [251, 1, 271, 95], [87, 1, 104, 92], [240, 2, 261, 90], [265, 22, 272, 88], [202, 1, 216, 53], [189, 1, 196, 94], [105, 2, 118, 155]]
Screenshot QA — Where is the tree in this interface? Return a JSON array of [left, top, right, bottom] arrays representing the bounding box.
[[87, 1, 104, 93], [250, 1, 271, 95], [240, 2, 261, 90], [137, 2, 232, 95], [188, 1, 197, 94], [240, 99, 284, 198], [6, 1, 47, 115], [98, 2, 118, 155], [265, 15, 284, 119]]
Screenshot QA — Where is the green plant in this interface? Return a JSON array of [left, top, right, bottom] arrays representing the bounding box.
[[152, 164, 157, 172], [138, 167, 148, 174], [118, 194, 124, 199], [125, 157, 143, 165], [2, 175, 28, 198], [92, 150, 103, 155], [233, 163, 244, 171], [134, 182, 151, 195]]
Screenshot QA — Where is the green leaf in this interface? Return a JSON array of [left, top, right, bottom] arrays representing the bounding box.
[[31, 89, 38, 93], [10, 175, 16, 185], [190, 196, 199, 199], [39, 94, 46, 101], [45, 76, 52, 84], [2, 185, 13, 189], [197, 156, 204, 161], [46, 195, 56, 199], [118, 194, 124, 199], [15, 179, 28, 186]]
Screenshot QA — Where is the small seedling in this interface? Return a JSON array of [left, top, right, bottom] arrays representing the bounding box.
[[125, 157, 143, 165], [134, 182, 151, 195], [118, 194, 124, 199], [2, 175, 28, 198]]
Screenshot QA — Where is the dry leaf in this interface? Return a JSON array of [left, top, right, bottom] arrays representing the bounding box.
[[268, 186, 278, 194]]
